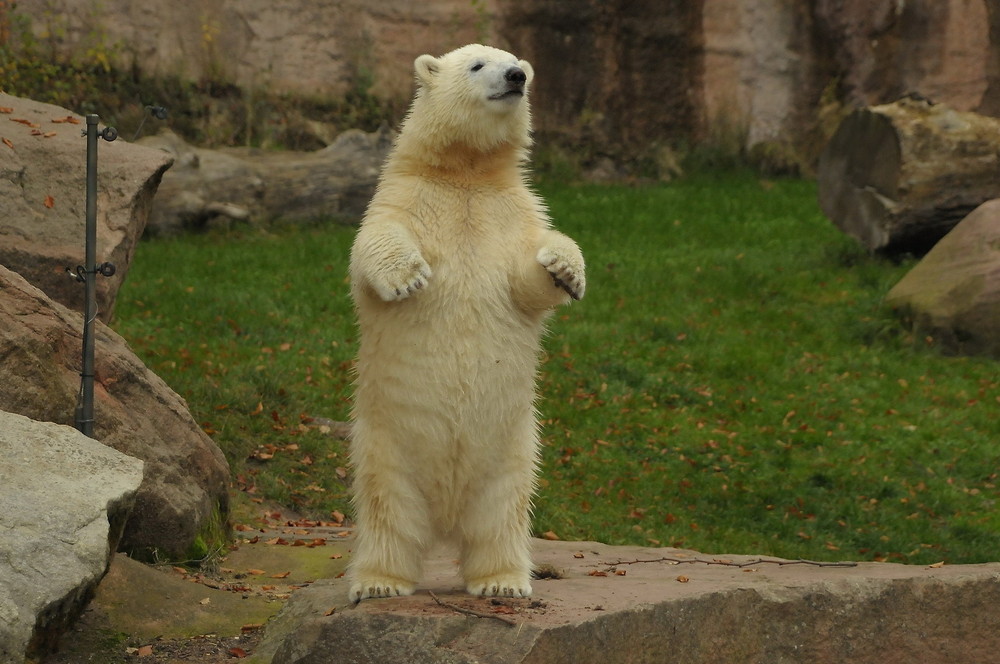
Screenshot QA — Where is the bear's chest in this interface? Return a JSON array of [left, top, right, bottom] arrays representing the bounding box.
[[411, 182, 535, 271]]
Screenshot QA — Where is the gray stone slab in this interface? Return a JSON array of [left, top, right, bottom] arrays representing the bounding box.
[[255, 539, 1000, 664], [0, 411, 144, 664]]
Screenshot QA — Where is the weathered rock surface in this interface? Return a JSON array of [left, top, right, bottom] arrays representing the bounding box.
[[0, 410, 143, 664], [0, 266, 230, 559], [17, 1, 1000, 173], [885, 200, 1000, 358], [0, 92, 173, 322], [137, 126, 393, 235], [254, 539, 1000, 664], [818, 98, 1000, 253]]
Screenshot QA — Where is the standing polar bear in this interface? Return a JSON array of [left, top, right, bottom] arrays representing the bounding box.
[[347, 43, 585, 602]]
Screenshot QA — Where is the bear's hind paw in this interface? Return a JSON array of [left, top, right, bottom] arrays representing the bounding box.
[[466, 575, 532, 599], [349, 577, 417, 603]]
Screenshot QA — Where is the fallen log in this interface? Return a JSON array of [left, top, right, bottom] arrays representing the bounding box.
[[817, 96, 1000, 254]]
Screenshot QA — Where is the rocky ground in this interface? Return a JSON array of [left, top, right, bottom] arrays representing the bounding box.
[[37, 507, 1000, 664], [39, 510, 351, 664]]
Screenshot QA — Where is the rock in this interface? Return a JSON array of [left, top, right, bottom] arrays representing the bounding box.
[[255, 539, 1000, 664], [817, 98, 1000, 254], [0, 410, 143, 664], [0, 266, 230, 559], [0, 92, 173, 323], [138, 126, 394, 235], [885, 200, 1000, 358], [11, 2, 1000, 175]]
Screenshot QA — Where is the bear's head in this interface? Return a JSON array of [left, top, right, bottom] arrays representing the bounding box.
[[398, 44, 535, 165]]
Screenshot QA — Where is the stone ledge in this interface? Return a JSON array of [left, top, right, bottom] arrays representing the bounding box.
[[255, 539, 1000, 664]]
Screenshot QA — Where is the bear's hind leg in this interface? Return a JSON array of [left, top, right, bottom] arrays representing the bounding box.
[[347, 467, 430, 602], [459, 468, 535, 598]]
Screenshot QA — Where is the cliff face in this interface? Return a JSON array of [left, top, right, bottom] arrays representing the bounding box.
[[16, 0, 998, 169]]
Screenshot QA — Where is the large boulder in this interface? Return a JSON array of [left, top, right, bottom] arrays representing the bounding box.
[[0, 92, 173, 323], [885, 199, 1000, 357], [255, 539, 1000, 663], [138, 125, 393, 235], [0, 411, 144, 664], [0, 266, 230, 559]]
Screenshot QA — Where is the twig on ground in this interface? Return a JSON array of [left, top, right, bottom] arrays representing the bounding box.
[[428, 591, 518, 626], [600, 557, 859, 570]]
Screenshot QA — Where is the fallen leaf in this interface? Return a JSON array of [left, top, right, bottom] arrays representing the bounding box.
[[44, 195, 54, 208], [928, 561, 945, 569], [542, 530, 560, 541], [137, 645, 154, 656], [241, 623, 264, 633], [676, 575, 690, 583], [270, 571, 291, 579], [199, 597, 210, 605], [248, 569, 266, 575], [51, 115, 80, 124], [2, 137, 12, 149], [587, 570, 607, 577], [10, 118, 39, 127], [614, 569, 627, 576], [330, 553, 343, 559], [573, 553, 585, 559], [324, 607, 337, 616], [0, 107, 12, 113], [229, 647, 249, 658]]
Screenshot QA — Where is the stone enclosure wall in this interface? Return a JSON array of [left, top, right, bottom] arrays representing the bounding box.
[[15, 0, 1000, 170]]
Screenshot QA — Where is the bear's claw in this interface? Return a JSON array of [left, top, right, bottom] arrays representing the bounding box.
[[537, 247, 585, 301], [349, 576, 417, 603], [466, 575, 533, 598]]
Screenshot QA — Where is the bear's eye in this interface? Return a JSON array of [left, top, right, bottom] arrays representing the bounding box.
[[470, 63, 484, 72]]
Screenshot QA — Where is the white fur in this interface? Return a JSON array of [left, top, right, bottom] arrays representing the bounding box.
[[346, 44, 585, 603]]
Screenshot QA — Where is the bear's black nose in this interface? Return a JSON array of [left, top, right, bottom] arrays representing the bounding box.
[[505, 67, 526, 84]]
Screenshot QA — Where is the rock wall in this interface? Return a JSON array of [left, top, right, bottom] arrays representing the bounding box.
[[12, 0, 1000, 169]]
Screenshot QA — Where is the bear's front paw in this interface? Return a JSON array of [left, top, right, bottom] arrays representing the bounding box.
[[466, 574, 532, 599], [372, 255, 432, 302], [349, 576, 417, 603], [537, 246, 586, 301]]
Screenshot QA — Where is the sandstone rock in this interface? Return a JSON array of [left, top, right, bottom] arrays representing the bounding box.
[[885, 200, 1000, 358], [255, 539, 1000, 664], [0, 266, 230, 559], [818, 98, 1000, 253], [138, 126, 393, 235], [0, 92, 173, 323], [0, 411, 143, 664]]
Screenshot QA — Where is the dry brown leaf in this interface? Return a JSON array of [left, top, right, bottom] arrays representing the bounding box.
[[587, 570, 607, 577], [928, 561, 945, 569], [324, 607, 337, 616], [2, 137, 12, 149], [270, 571, 291, 579], [248, 569, 266, 575], [0, 107, 12, 113], [676, 575, 690, 583], [10, 118, 39, 127], [137, 645, 154, 657], [541, 530, 560, 541], [44, 195, 54, 209]]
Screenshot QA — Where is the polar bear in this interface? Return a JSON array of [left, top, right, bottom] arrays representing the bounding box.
[[346, 43, 585, 603]]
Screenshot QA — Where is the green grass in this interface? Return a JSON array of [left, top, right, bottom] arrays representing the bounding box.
[[113, 172, 1000, 565]]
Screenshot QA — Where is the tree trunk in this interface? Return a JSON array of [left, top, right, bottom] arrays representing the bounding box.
[[817, 97, 1000, 254]]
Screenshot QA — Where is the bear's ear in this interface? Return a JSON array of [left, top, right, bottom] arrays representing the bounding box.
[[518, 59, 534, 86], [414, 54, 441, 87]]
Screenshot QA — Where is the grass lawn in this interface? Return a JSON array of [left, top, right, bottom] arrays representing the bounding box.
[[113, 171, 1000, 565]]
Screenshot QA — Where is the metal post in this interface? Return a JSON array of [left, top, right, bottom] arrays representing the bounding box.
[[75, 114, 100, 437]]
